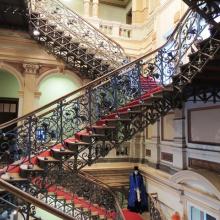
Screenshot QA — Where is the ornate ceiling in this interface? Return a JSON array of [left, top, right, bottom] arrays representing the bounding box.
[[100, 0, 131, 8]]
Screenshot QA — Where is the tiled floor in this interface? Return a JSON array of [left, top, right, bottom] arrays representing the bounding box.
[[141, 212, 150, 220]]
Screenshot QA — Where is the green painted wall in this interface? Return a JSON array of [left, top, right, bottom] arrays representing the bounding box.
[[35, 207, 62, 220], [60, 0, 131, 23], [60, 0, 84, 16], [0, 69, 19, 98], [99, 3, 127, 23], [39, 74, 81, 106]]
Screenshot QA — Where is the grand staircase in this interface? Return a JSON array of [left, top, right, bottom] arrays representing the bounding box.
[[27, 0, 126, 79], [0, 0, 220, 219]]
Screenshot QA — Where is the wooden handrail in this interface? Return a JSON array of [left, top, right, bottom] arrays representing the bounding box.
[[0, 179, 76, 220], [0, 8, 191, 130], [79, 171, 126, 220]]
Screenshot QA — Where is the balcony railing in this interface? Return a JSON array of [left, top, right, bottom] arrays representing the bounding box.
[[26, 0, 127, 68]]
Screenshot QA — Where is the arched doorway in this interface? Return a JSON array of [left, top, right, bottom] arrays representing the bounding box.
[[38, 72, 82, 107], [0, 69, 20, 132]]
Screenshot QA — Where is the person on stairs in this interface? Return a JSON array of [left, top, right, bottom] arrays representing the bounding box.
[[127, 166, 148, 214]]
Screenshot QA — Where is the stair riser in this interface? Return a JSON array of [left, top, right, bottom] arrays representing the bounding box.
[[51, 150, 74, 160], [37, 159, 60, 169], [20, 169, 43, 179], [79, 135, 107, 143]]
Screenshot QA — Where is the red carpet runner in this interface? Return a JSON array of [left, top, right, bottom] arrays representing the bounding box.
[[1, 77, 158, 219], [123, 209, 144, 220]]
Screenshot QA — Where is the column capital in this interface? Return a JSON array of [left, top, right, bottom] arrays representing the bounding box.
[[23, 63, 40, 75], [92, 0, 99, 17], [18, 90, 24, 98], [84, 0, 91, 17], [34, 91, 42, 98]]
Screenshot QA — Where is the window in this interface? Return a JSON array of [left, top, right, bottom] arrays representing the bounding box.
[[190, 206, 216, 220]]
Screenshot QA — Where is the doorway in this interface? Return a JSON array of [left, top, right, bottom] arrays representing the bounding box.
[[0, 98, 19, 132]]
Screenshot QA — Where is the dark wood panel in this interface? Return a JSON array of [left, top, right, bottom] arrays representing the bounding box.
[[146, 149, 151, 157], [187, 105, 220, 146], [188, 158, 220, 174], [0, 98, 18, 132], [161, 152, 173, 162]]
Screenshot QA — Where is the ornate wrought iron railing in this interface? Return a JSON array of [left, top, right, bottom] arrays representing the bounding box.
[[0, 168, 126, 219], [0, 178, 75, 220], [183, 0, 220, 29], [1, 8, 219, 172], [25, 0, 126, 77], [79, 170, 125, 220], [149, 193, 166, 220], [37, 167, 125, 219]]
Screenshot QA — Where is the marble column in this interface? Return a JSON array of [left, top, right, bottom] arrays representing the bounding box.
[[132, 0, 143, 24], [173, 106, 187, 169], [150, 120, 160, 168], [34, 91, 42, 110], [92, 0, 99, 18], [22, 63, 39, 114], [84, 0, 90, 17], [17, 91, 24, 117]]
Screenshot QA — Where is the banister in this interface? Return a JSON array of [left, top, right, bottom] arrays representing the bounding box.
[[0, 179, 76, 220], [0, 8, 190, 130], [79, 170, 126, 220]]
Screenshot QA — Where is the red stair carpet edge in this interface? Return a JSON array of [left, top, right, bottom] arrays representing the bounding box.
[[122, 209, 144, 220]]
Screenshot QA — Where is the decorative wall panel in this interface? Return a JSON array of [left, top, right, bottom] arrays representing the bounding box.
[[188, 106, 220, 145]]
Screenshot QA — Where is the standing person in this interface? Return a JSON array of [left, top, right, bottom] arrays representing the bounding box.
[[127, 166, 148, 213]]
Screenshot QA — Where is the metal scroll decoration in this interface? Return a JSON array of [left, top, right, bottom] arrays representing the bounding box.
[[1, 7, 218, 172]]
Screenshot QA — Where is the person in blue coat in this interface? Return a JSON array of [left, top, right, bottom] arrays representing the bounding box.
[[127, 166, 148, 213]]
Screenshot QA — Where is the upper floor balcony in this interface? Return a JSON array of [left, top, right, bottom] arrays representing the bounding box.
[[59, 0, 188, 56]]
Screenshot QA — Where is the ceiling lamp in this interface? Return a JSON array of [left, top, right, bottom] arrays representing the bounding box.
[[33, 29, 40, 36]]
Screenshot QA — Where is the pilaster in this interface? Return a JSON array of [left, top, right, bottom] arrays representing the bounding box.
[[22, 63, 40, 114], [84, 0, 91, 18], [146, 120, 160, 167], [173, 105, 187, 169], [92, 0, 99, 18], [17, 90, 24, 117]]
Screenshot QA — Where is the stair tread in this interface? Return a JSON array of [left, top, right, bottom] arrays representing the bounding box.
[[104, 118, 131, 121], [20, 164, 44, 171], [118, 110, 142, 115], [79, 133, 106, 137], [37, 156, 59, 162], [92, 125, 116, 129], [51, 148, 74, 153], [130, 103, 153, 108], [1, 173, 27, 182], [65, 140, 90, 145]]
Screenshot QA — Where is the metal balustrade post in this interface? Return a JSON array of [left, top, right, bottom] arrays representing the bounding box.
[[59, 101, 64, 144], [88, 87, 92, 128], [137, 61, 143, 99], [27, 116, 32, 164], [158, 50, 164, 86], [112, 75, 118, 112]]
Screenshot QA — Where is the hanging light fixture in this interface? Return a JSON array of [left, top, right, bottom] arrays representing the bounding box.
[[33, 29, 40, 36]]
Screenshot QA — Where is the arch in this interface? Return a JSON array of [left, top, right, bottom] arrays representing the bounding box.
[[37, 69, 83, 107], [170, 170, 220, 200], [36, 68, 83, 89], [0, 62, 24, 90]]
